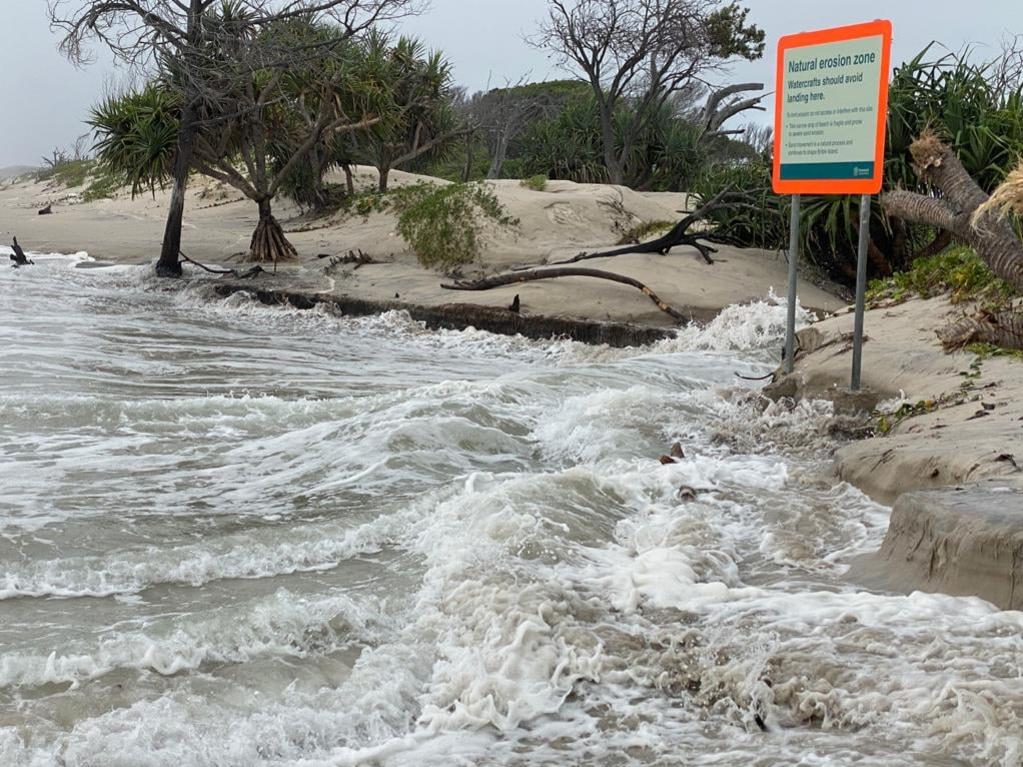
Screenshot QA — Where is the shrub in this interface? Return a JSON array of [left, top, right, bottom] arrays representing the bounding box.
[[335, 181, 517, 268], [394, 182, 517, 269], [866, 245, 1014, 306], [520, 174, 548, 191], [35, 159, 94, 188]]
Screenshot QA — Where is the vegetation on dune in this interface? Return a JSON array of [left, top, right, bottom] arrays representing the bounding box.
[[692, 43, 1023, 287], [393, 182, 517, 269], [520, 175, 548, 192], [336, 181, 517, 270], [51, 0, 420, 276], [46, 0, 1023, 329], [866, 246, 1014, 307], [34, 158, 94, 188]]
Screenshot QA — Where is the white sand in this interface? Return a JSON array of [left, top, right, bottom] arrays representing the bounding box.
[[783, 295, 1023, 503]]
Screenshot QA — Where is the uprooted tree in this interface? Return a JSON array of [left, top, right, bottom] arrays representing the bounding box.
[[884, 132, 1023, 350], [49, 0, 420, 277]]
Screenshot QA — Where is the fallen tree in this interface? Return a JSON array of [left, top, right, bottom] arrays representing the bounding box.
[[882, 132, 1023, 350], [441, 267, 687, 322]]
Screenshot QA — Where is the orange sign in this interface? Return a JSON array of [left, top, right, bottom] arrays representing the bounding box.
[[772, 20, 892, 195]]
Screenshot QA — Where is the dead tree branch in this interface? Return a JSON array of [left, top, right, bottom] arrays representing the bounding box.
[[442, 267, 687, 322], [547, 187, 748, 266]]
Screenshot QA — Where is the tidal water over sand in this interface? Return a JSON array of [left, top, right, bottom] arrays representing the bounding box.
[[1, 253, 1021, 766]]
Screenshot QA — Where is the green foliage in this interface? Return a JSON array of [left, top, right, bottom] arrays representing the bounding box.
[[517, 96, 609, 184], [89, 85, 179, 197], [415, 144, 491, 183], [618, 220, 674, 244], [692, 158, 788, 250], [865, 245, 1014, 306], [887, 45, 1023, 195], [392, 182, 517, 269], [515, 94, 713, 190], [705, 2, 766, 61], [520, 175, 548, 191], [82, 169, 122, 201], [35, 159, 95, 188], [966, 342, 1023, 360], [354, 33, 462, 189], [336, 182, 518, 269], [874, 398, 941, 435]]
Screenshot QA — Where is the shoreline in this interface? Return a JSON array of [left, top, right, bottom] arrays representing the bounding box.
[[5, 171, 1022, 610]]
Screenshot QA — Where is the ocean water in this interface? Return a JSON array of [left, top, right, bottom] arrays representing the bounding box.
[[1, 251, 1021, 767]]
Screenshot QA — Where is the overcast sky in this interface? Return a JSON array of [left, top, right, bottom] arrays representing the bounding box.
[[1, 0, 1021, 167]]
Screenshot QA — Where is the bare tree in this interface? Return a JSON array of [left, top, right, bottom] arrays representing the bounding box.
[[48, 0, 420, 277], [695, 81, 764, 144], [989, 33, 1023, 94], [531, 0, 764, 185], [467, 81, 561, 179]]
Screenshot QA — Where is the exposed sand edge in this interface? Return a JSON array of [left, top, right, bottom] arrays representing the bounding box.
[[770, 295, 1023, 608], [212, 276, 674, 347], [849, 480, 1023, 610]]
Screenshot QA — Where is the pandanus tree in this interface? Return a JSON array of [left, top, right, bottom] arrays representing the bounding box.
[[90, 11, 388, 265], [356, 33, 467, 192], [49, 0, 419, 276]]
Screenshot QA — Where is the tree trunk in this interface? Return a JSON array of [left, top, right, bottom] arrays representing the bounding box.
[[156, 99, 197, 278], [378, 166, 391, 193], [307, 145, 329, 211], [597, 109, 623, 185], [881, 134, 1023, 293], [155, 0, 204, 279], [461, 133, 474, 182], [937, 309, 1023, 351], [913, 229, 954, 262], [343, 165, 355, 196], [248, 199, 298, 264], [487, 132, 509, 179]]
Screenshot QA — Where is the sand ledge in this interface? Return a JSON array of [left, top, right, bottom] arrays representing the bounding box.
[[775, 295, 1023, 609]]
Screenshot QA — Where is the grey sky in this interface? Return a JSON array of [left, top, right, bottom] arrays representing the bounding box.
[[1, 0, 1021, 167]]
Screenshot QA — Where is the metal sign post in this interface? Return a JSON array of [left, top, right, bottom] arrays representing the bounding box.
[[850, 194, 871, 389], [784, 195, 801, 374], [773, 20, 892, 388]]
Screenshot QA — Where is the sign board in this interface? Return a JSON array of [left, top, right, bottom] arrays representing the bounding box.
[[772, 20, 892, 194]]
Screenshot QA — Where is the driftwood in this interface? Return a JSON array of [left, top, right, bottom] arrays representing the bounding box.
[[179, 252, 264, 279], [38, 204, 52, 216], [9, 236, 34, 266], [442, 267, 686, 322], [546, 187, 748, 266], [320, 249, 377, 269]]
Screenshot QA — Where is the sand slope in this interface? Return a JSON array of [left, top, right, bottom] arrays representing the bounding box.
[[780, 296, 1023, 503]]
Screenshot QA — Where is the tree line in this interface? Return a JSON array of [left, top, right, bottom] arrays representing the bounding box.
[[47, 0, 766, 276]]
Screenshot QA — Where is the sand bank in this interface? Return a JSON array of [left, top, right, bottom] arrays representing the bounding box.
[[773, 295, 1023, 609], [0, 167, 844, 328]]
